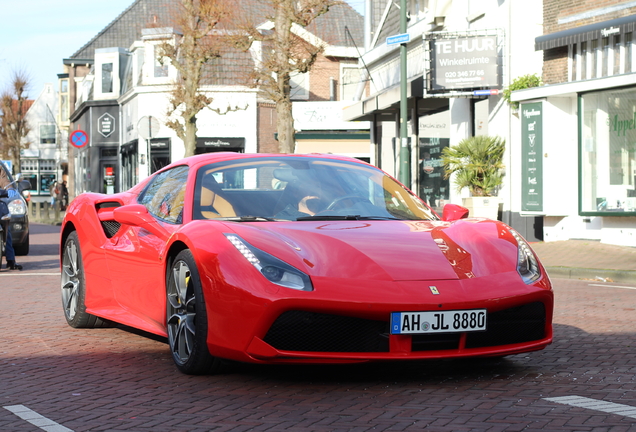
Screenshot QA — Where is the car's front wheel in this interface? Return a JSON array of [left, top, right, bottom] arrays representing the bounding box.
[[61, 231, 112, 328], [166, 250, 221, 375]]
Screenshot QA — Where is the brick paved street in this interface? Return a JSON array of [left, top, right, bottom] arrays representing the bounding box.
[[1, 224, 635, 431]]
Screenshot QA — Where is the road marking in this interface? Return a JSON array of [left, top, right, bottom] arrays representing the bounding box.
[[544, 396, 636, 419], [589, 283, 636, 290], [3, 405, 74, 431], [0, 272, 60, 277]]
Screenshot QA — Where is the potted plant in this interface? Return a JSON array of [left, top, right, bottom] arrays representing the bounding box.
[[441, 135, 505, 219]]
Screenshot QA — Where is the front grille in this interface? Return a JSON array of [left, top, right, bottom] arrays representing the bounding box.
[[411, 302, 546, 351], [465, 302, 546, 348], [264, 311, 390, 353], [412, 333, 462, 351], [263, 302, 546, 355]]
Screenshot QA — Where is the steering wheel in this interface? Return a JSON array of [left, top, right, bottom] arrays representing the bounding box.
[[326, 195, 371, 211]]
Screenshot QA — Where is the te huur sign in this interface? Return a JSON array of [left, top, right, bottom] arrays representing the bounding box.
[[429, 36, 499, 91]]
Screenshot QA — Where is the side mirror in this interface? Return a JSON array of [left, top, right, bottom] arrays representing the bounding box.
[[113, 204, 168, 238], [441, 203, 469, 221]]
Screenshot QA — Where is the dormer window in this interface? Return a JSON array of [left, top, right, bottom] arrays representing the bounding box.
[[102, 63, 114, 93], [154, 46, 169, 78]]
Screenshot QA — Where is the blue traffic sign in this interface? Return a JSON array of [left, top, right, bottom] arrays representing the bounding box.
[[70, 129, 89, 148], [386, 33, 410, 45]]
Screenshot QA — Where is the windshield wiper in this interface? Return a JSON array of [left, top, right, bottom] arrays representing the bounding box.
[[216, 216, 279, 222], [296, 215, 402, 221]]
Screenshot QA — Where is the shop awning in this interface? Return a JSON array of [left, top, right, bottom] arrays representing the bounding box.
[[535, 14, 636, 51]]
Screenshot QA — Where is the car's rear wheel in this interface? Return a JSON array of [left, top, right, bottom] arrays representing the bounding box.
[[61, 231, 112, 328], [167, 250, 221, 375]]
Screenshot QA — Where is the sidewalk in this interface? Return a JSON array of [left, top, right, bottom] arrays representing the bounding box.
[[530, 239, 636, 284]]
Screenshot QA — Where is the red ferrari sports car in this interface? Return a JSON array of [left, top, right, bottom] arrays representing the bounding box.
[[60, 153, 553, 375]]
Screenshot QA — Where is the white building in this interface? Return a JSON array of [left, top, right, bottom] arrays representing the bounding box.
[[20, 83, 67, 201], [344, 0, 544, 240]]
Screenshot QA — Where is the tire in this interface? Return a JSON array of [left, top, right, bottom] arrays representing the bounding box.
[[61, 231, 112, 328], [14, 232, 29, 256], [166, 249, 221, 375]]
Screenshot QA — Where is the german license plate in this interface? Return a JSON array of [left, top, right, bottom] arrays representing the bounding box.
[[391, 309, 487, 334]]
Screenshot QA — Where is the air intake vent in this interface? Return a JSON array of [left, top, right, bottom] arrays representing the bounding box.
[[264, 311, 389, 353]]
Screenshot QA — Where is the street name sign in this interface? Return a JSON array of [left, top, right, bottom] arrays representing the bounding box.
[[386, 33, 410, 45]]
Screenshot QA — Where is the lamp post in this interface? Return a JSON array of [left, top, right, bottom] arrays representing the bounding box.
[[398, 0, 410, 187]]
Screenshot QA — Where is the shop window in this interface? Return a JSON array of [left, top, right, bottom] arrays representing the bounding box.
[[580, 88, 636, 215], [40, 124, 56, 144], [418, 137, 450, 213]]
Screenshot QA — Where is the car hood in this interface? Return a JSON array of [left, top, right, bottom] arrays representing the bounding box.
[[226, 219, 519, 281]]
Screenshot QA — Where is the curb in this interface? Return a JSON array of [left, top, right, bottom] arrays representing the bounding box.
[[545, 266, 636, 285]]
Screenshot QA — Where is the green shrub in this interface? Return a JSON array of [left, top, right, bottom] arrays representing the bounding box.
[[502, 74, 542, 110]]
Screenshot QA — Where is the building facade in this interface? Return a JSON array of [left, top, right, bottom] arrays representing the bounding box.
[[344, 0, 544, 240], [19, 83, 67, 202], [61, 0, 367, 198], [513, 0, 636, 246]]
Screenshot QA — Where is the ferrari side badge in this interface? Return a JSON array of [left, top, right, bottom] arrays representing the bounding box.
[[429, 286, 440, 295]]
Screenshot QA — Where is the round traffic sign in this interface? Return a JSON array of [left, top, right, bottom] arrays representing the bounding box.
[[70, 130, 89, 148]]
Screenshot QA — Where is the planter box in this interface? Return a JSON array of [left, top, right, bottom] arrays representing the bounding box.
[[462, 197, 499, 220]]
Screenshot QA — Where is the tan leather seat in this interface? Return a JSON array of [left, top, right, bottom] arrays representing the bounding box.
[[199, 176, 236, 218]]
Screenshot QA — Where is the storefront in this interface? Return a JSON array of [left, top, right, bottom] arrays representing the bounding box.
[[513, 75, 636, 246], [69, 100, 120, 195], [195, 137, 245, 154], [580, 87, 636, 215]]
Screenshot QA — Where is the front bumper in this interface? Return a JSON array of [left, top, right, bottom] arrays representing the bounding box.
[[205, 269, 554, 364]]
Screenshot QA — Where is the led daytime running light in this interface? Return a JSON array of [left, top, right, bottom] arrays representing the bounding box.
[[224, 233, 313, 291], [226, 234, 261, 267]]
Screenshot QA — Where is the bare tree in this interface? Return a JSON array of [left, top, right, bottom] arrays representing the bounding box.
[[233, 0, 343, 153], [156, 0, 231, 157], [0, 70, 30, 173]]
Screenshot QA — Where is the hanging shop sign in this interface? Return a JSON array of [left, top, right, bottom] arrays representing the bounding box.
[[521, 102, 543, 212], [429, 36, 500, 91]]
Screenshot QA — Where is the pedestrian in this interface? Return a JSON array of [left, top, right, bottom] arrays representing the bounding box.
[[49, 181, 59, 207], [60, 180, 68, 210], [0, 171, 23, 270]]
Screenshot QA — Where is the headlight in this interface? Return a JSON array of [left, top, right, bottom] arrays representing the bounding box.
[[509, 229, 541, 284], [225, 234, 313, 291], [8, 198, 26, 216]]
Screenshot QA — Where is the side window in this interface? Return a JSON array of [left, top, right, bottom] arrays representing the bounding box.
[[139, 165, 189, 224]]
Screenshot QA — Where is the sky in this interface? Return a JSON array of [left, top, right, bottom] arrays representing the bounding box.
[[0, 0, 366, 100]]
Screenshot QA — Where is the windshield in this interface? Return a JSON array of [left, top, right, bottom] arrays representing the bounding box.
[[192, 156, 437, 221]]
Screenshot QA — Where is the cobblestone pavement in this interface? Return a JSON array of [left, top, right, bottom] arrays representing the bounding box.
[[0, 224, 635, 431]]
